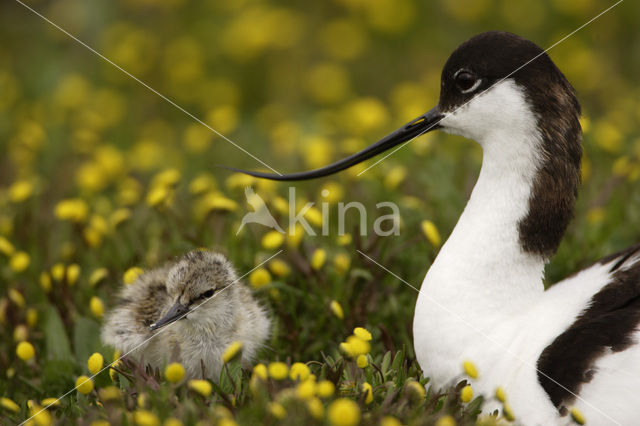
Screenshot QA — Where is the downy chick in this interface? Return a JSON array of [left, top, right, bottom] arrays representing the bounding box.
[[101, 250, 270, 381]]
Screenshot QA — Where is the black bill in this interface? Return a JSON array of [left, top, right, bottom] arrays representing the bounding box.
[[149, 301, 189, 331], [222, 107, 444, 181]]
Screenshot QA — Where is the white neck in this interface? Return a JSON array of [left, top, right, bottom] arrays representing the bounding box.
[[413, 84, 549, 389], [425, 81, 547, 314]]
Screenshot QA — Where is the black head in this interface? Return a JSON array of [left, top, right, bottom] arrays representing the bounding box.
[[439, 31, 581, 119], [223, 31, 581, 195]]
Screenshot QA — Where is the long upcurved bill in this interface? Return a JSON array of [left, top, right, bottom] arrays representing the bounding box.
[[223, 107, 444, 181]]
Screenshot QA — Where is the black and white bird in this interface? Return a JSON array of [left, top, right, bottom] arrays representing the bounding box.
[[230, 32, 640, 425], [102, 250, 271, 381]]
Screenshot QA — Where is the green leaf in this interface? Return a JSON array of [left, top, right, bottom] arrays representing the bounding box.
[[41, 359, 77, 396], [381, 351, 392, 377], [43, 306, 73, 361], [73, 316, 105, 363]]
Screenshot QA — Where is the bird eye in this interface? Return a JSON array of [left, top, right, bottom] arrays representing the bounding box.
[[454, 70, 480, 93], [200, 289, 215, 299]]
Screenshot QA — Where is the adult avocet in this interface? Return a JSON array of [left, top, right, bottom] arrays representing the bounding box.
[[229, 32, 640, 425]]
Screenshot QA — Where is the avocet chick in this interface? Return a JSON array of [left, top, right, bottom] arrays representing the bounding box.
[[102, 250, 270, 381]]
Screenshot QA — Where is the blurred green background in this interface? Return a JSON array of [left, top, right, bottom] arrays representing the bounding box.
[[1, 0, 640, 424]]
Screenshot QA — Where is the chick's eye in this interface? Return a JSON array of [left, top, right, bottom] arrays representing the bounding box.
[[455, 70, 479, 93], [200, 289, 215, 299]]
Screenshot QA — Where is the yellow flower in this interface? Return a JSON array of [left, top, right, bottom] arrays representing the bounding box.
[[316, 380, 335, 398], [327, 398, 360, 426], [204, 195, 238, 213], [90, 296, 105, 318], [268, 402, 286, 419], [342, 97, 389, 136], [305, 62, 350, 104], [222, 341, 243, 363], [463, 360, 479, 379], [267, 362, 288, 380], [329, 300, 344, 319], [421, 220, 442, 247], [252, 363, 268, 380], [353, 327, 372, 341], [146, 185, 171, 208], [164, 363, 185, 383], [66, 263, 81, 286], [16, 341, 35, 361], [26, 308, 38, 327], [249, 268, 271, 289], [28, 406, 52, 426], [268, 259, 291, 277], [217, 419, 238, 426], [1, 397, 20, 412], [289, 362, 311, 381], [9, 180, 34, 203], [40, 272, 52, 292], [123, 267, 144, 285], [188, 379, 212, 397], [109, 360, 121, 382], [14, 325, 28, 342], [340, 335, 370, 357], [434, 415, 456, 426], [0, 235, 15, 256], [89, 268, 109, 286], [163, 418, 184, 426], [384, 165, 407, 189], [8, 288, 25, 308], [88, 352, 104, 374], [306, 397, 324, 419], [207, 105, 238, 134], [152, 168, 181, 188], [333, 253, 351, 274], [460, 384, 473, 403], [594, 121, 622, 153], [90, 421, 111, 426], [51, 263, 65, 281], [304, 207, 323, 227], [110, 208, 131, 228], [406, 380, 426, 400], [54, 199, 89, 223], [40, 398, 60, 408], [311, 248, 326, 270], [10, 251, 30, 273], [302, 136, 334, 169], [284, 223, 303, 248], [134, 410, 160, 426], [495, 386, 507, 402], [189, 173, 217, 195], [75, 375, 94, 394], [98, 386, 121, 401], [138, 393, 147, 408], [362, 382, 373, 404], [570, 407, 585, 425], [503, 402, 515, 421], [296, 380, 316, 399], [225, 173, 254, 190], [356, 354, 368, 368], [320, 181, 345, 203], [336, 234, 352, 246], [262, 230, 285, 249]]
